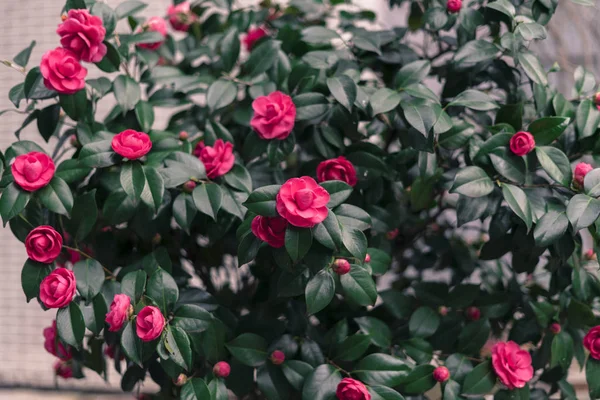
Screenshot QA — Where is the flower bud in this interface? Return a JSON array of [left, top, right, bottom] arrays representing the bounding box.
[[128, 304, 135, 319], [433, 366, 450, 382], [438, 306, 448, 316], [364, 253, 371, 263], [550, 323, 561, 334], [270, 350, 285, 365], [183, 180, 197, 193], [386, 228, 399, 240], [466, 306, 481, 321], [69, 135, 79, 148], [446, 0, 461, 13], [573, 162, 593, 190], [595, 92, 600, 105], [179, 131, 189, 141], [61, 13, 68, 21], [174, 373, 188, 386], [152, 233, 162, 245], [332, 259, 351, 275], [586, 249, 597, 261], [509, 131, 535, 156], [213, 361, 231, 378]]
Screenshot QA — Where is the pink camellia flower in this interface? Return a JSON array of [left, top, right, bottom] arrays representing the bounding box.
[[336, 378, 371, 400], [105, 294, 132, 332], [276, 176, 330, 228], [137, 17, 168, 50], [332, 259, 351, 275], [251, 216, 287, 248], [250, 91, 296, 140], [136, 306, 165, 342], [491, 341, 534, 389], [25, 226, 63, 264], [57, 9, 107, 63], [40, 268, 77, 309], [54, 361, 73, 379], [43, 320, 72, 360], [573, 162, 593, 189], [584, 326, 600, 360], [509, 131, 535, 156], [433, 366, 450, 382], [317, 156, 358, 187], [167, 1, 197, 32], [11, 152, 55, 192], [243, 27, 267, 50], [40, 47, 87, 94], [270, 350, 285, 365], [111, 129, 152, 160], [447, 0, 462, 13], [213, 361, 231, 378], [197, 139, 235, 179]]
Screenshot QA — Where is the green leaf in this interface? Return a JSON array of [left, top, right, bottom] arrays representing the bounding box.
[[502, 184, 533, 231], [335, 334, 371, 362], [487, 0, 516, 18], [301, 364, 341, 400], [457, 320, 491, 355], [65, 190, 97, 241], [443, 380, 463, 400], [534, 211, 568, 247], [37, 177, 74, 217], [301, 26, 340, 44], [24, 67, 56, 100], [446, 354, 474, 383], [567, 194, 600, 232], [220, 27, 240, 72], [165, 326, 192, 371], [134, 101, 154, 132], [21, 260, 52, 302], [576, 99, 600, 138], [192, 183, 223, 221], [113, 75, 141, 113], [401, 364, 436, 394], [56, 302, 85, 349], [121, 270, 147, 304], [587, 358, 600, 399], [64, 0, 86, 10], [115, 0, 147, 19], [353, 33, 381, 55], [395, 60, 431, 88], [96, 41, 121, 73], [370, 88, 401, 116], [244, 40, 281, 78], [342, 227, 368, 260], [0, 183, 31, 226], [141, 166, 164, 212], [551, 331, 574, 371], [319, 180, 352, 208], [9, 83, 25, 108], [13, 40, 36, 67], [367, 248, 391, 275], [489, 147, 526, 184], [73, 259, 104, 302], [327, 75, 357, 112], [37, 104, 60, 141], [226, 333, 268, 367], [312, 210, 343, 250], [285, 225, 313, 261], [208, 379, 229, 400], [401, 99, 441, 137], [224, 164, 252, 193], [409, 306, 440, 338], [173, 193, 197, 233], [305, 269, 335, 315], [120, 161, 145, 202], [518, 51, 548, 86], [102, 190, 135, 225], [244, 185, 280, 216], [450, 167, 494, 197], [79, 139, 120, 168], [181, 378, 211, 400], [83, 294, 108, 335], [454, 40, 500, 66], [257, 363, 291, 400], [369, 386, 406, 400], [294, 92, 329, 121], [461, 360, 495, 395], [355, 316, 392, 348], [449, 89, 498, 111], [282, 360, 313, 391], [55, 159, 92, 184], [516, 22, 547, 41], [535, 146, 571, 186], [90, 2, 116, 35], [172, 304, 212, 335], [528, 117, 570, 145], [340, 266, 377, 306], [353, 354, 410, 386], [121, 322, 143, 366], [147, 268, 179, 314], [334, 204, 372, 231], [207, 79, 238, 113]]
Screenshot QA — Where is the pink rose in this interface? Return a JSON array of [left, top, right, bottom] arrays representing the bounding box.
[[40, 47, 87, 94], [112, 129, 152, 160], [57, 9, 107, 63], [276, 176, 330, 228], [43, 320, 72, 360], [54, 361, 73, 379], [317, 156, 358, 187], [433, 366, 450, 382], [197, 139, 235, 179], [584, 326, 600, 360], [250, 91, 296, 140], [574, 162, 593, 189], [105, 294, 132, 332], [447, 0, 462, 13], [40, 268, 77, 309], [25, 226, 63, 263], [491, 341, 534, 389], [243, 27, 267, 50], [251, 215, 287, 248], [509, 131, 535, 156], [167, 1, 197, 32], [336, 378, 371, 400], [11, 152, 55, 192], [137, 17, 168, 50], [136, 306, 165, 342], [213, 361, 231, 378]]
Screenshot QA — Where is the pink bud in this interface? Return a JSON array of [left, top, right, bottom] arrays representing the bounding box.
[[174, 373, 188, 386], [386, 228, 399, 240], [433, 366, 450, 382], [586, 249, 597, 260], [332, 259, 351, 275], [179, 131, 189, 141], [573, 162, 593, 189], [364, 254, 371, 263], [550, 323, 561, 334], [595, 92, 600, 105], [446, 0, 462, 13], [270, 350, 285, 365], [466, 306, 481, 321], [213, 361, 231, 378], [438, 306, 448, 316], [69, 135, 79, 147], [183, 180, 197, 193]]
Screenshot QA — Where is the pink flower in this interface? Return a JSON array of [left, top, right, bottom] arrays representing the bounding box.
[[57, 9, 107, 63], [137, 17, 168, 50], [317, 156, 358, 187], [491, 341, 534, 389], [584, 326, 600, 360], [40, 47, 87, 94], [573, 162, 593, 189], [197, 139, 235, 179], [40, 268, 77, 309], [25, 226, 63, 263], [433, 366, 450, 382], [447, 0, 462, 13], [243, 27, 267, 50], [595, 92, 600, 105], [136, 306, 165, 342], [105, 294, 131, 332], [54, 361, 73, 379], [276, 176, 330, 228], [43, 321, 72, 360], [509, 131, 535, 156], [213, 361, 231, 378], [112, 129, 152, 160], [250, 91, 296, 140], [11, 152, 55, 192], [251, 216, 287, 248], [167, 1, 197, 32], [336, 378, 371, 400]]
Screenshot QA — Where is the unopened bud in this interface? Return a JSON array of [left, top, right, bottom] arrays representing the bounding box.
[[179, 131, 189, 141], [466, 306, 481, 321], [433, 366, 450, 382], [364, 253, 371, 263], [152, 233, 161, 245], [61, 13, 68, 21], [270, 350, 285, 365], [595, 92, 600, 106], [213, 361, 231, 378], [550, 323, 561, 334], [386, 228, 399, 240], [332, 259, 351, 275], [586, 249, 597, 261], [438, 306, 448, 316], [174, 373, 188, 386], [69, 135, 79, 148], [183, 180, 197, 193]]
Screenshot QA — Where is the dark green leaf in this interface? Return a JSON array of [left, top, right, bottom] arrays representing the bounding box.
[[305, 269, 335, 315], [57, 302, 85, 349], [37, 177, 74, 217], [192, 183, 223, 221], [73, 259, 105, 302], [226, 333, 268, 367], [285, 225, 313, 261]]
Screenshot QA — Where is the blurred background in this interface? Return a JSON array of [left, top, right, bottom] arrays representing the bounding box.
[[0, 0, 594, 398]]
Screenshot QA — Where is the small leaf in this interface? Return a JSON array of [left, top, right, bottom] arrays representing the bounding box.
[[450, 167, 494, 197], [305, 269, 335, 315], [192, 183, 223, 221]]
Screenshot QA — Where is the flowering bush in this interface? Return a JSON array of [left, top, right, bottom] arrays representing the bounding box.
[[2, 0, 600, 398]]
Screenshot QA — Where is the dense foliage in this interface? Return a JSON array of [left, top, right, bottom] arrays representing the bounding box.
[[2, 0, 600, 398]]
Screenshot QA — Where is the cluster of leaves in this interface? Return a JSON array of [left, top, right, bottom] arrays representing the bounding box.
[[2, 0, 600, 398]]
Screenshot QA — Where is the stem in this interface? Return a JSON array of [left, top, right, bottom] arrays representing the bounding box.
[[327, 359, 351, 376], [18, 213, 34, 227]]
